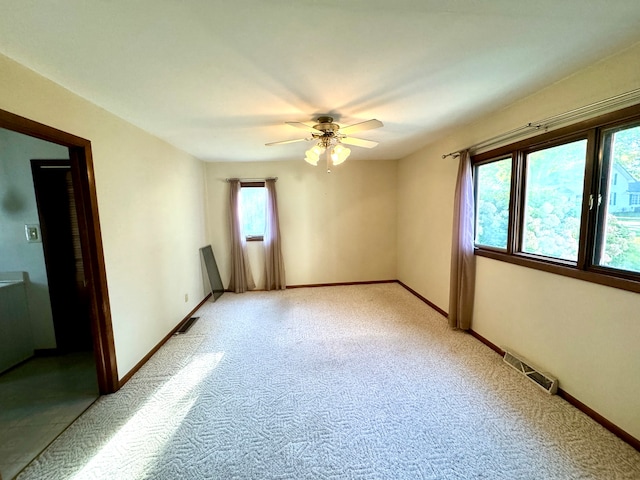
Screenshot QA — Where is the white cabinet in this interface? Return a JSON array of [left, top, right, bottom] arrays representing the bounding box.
[[0, 272, 33, 373]]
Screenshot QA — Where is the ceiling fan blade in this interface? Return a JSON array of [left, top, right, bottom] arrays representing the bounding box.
[[339, 119, 383, 135], [341, 137, 379, 149], [265, 138, 309, 146], [286, 121, 322, 133]]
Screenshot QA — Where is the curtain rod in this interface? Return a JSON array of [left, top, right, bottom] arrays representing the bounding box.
[[442, 87, 640, 159], [225, 177, 278, 182]]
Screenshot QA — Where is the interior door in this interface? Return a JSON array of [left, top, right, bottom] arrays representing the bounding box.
[[31, 160, 93, 352]]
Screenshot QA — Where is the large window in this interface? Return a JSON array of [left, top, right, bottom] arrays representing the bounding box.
[[472, 104, 640, 293]]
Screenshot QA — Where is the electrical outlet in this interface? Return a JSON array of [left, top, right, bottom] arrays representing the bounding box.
[[184, 293, 189, 303], [25, 224, 41, 243]]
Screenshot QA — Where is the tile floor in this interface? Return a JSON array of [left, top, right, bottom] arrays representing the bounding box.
[[0, 353, 98, 479]]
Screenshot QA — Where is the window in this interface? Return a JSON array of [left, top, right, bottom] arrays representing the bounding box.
[[594, 123, 640, 273], [239, 182, 266, 241], [521, 140, 587, 262], [475, 157, 512, 249], [472, 104, 640, 294]]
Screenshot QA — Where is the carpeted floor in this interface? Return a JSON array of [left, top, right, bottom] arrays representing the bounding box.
[[17, 284, 640, 479]]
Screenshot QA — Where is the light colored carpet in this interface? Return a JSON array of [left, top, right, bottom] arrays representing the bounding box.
[[17, 284, 640, 479]]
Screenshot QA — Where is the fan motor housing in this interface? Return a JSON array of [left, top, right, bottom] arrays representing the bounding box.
[[314, 116, 340, 133]]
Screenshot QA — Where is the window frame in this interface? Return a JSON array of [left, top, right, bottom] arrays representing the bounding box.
[[472, 103, 640, 294], [473, 155, 513, 252], [240, 181, 266, 242], [517, 133, 590, 265]]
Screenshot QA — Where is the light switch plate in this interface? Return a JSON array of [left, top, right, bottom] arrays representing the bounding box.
[[25, 224, 41, 243]]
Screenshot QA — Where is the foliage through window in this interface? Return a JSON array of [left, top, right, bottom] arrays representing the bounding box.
[[521, 140, 587, 262], [240, 183, 266, 240], [594, 124, 640, 273], [475, 158, 511, 249], [472, 105, 640, 293]]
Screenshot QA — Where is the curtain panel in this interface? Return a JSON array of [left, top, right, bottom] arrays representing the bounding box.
[[228, 180, 255, 293], [264, 178, 286, 290], [448, 151, 476, 330]]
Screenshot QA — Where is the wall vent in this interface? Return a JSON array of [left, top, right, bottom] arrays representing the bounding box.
[[503, 349, 558, 394]]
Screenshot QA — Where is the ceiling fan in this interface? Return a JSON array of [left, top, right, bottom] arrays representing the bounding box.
[[266, 116, 383, 168]]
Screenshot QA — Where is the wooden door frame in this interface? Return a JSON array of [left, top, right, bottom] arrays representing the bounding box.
[[0, 108, 118, 393]]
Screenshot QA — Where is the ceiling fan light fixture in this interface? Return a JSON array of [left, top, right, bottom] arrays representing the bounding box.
[[304, 152, 318, 166], [330, 144, 350, 165], [304, 144, 324, 166], [267, 115, 382, 170]]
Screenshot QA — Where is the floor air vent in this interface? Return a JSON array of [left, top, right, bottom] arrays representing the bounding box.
[[176, 317, 199, 334], [503, 349, 558, 394]]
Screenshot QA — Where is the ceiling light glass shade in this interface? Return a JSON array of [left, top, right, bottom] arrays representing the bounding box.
[[330, 144, 351, 165], [304, 144, 324, 166], [304, 153, 318, 166]]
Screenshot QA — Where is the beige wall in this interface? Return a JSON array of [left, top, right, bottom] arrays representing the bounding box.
[[0, 54, 208, 379], [398, 41, 640, 440], [205, 159, 397, 289]]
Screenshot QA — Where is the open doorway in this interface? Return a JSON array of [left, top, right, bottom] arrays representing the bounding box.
[[0, 109, 117, 391], [0, 110, 117, 478]]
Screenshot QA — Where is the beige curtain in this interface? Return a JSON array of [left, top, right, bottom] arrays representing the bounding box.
[[264, 178, 286, 290], [228, 180, 255, 293], [448, 150, 476, 330]]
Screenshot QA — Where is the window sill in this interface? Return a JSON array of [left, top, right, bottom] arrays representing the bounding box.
[[475, 248, 640, 295], [246, 236, 264, 242]]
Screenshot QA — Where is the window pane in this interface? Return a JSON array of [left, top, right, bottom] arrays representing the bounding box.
[[522, 140, 587, 261], [240, 187, 266, 236], [595, 124, 640, 272], [475, 158, 512, 249]]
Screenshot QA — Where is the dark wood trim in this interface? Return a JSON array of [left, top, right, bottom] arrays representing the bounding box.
[[395, 281, 449, 318], [240, 181, 265, 188], [68, 146, 118, 393], [246, 235, 264, 242], [0, 108, 118, 394], [0, 109, 91, 147], [577, 129, 599, 270], [557, 388, 640, 452], [468, 328, 640, 452], [509, 153, 521, 255], [286, 280, 397, 289], [118, 293, 212, 388], [476, 249, 640, 294], [467, 329, 504, 355]]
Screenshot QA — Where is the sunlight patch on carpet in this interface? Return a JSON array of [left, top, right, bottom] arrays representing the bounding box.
[[69, 352, 223, 479]]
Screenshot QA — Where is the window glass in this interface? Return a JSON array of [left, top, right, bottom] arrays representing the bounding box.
[[595, 124, 640, 272], [521, 140, 587, 261], [240, 186, 266, 238], [475, 158, 512, 249]]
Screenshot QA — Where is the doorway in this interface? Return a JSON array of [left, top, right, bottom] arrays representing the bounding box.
[[0, 108, 117, 392], [0, 110, 118, 478]]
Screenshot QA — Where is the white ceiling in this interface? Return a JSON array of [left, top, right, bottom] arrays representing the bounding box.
[[1, 1, 640, 162]]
